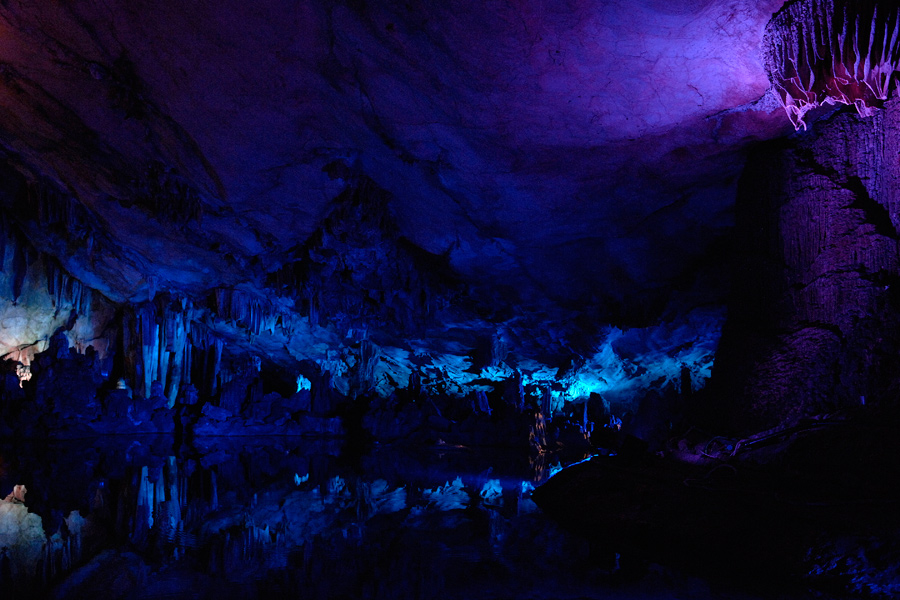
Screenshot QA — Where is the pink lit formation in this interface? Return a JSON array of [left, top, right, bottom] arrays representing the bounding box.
[[765, 0, 900, 129]]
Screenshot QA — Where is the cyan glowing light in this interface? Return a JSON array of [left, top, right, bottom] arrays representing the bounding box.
[[479, 479, 503, 507], [558, 306, 725, 405], [296, 374, 311, 393], [314, 306, 724, 412]]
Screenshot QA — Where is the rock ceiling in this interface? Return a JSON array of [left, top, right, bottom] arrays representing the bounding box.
[[0, 0, 797, 402]]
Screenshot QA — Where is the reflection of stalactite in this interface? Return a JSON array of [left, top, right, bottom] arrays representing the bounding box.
[[124, 457, 229, 563], [153, 457, 186, 553], [135, 465, 163, 546], [764, 0, 900, 129], [475, 390, 492, 415], [540, 388, 553, 419], [0, 499, 85, 590], [529, 411, 549, 453], [41, 512, 85, 585]]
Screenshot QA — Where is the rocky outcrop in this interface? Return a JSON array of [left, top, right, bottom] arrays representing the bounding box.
[[712, 97, 900, 431]]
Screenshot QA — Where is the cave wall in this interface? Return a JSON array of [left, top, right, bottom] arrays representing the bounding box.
[[712, 97, 900, 432], [0, 216, 116, 373], [0, 153, 725, 439]]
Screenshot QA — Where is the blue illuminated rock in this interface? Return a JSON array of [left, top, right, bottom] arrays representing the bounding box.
[[0, 0, 792, 426]]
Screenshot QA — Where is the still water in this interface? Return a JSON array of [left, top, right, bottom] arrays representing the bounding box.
[[0, 436, 831, 599]]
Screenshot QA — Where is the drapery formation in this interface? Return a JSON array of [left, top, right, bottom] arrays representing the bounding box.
[[764, 0, 900, 129]]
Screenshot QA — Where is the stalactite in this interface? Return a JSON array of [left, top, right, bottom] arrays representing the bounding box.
[[211, 287, 286, 338], [356, 339, 379, 393], [44, 257, 91, 317], [263, 177, 459, 339], [133, 161, 203, 225], [23, 179, 99, 254], [764, 0, 900, 129], [307, 287, 319, 327], [119, 309, 137, 389], [11, 231, 29, 302], [212, 338, 223, 396], [185, 323, 229, 402], [137, 302, 159, 398], [277, 313, 295, 337], [164, 300, 191, 406], [490, 333, 508, 368], [126, 296, 196, 400], [0, 213, 7, 270]]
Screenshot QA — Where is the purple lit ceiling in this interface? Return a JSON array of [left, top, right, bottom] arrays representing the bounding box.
[[0, 0, 795, 401]]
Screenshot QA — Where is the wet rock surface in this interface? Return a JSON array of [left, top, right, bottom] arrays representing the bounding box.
[[533, 407, 900, 596]]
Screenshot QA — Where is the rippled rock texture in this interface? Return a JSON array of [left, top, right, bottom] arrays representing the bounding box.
[[712, 96, 900, 431], [764, 0, 900, 129]]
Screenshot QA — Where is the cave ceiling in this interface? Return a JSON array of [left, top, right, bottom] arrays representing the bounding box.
[[0, 0, 795, 400]]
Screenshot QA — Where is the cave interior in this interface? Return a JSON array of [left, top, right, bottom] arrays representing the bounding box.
[[0, 0, 899, 598]]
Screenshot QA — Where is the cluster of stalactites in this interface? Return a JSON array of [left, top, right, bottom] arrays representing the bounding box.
[[764, 0, 900, 129], [129, 297, 194, 404], [45, 258, 91, 317], [210, 288, 293, 337]]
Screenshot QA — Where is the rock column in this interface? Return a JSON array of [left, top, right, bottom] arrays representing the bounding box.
[[712, 99, 900, 431]]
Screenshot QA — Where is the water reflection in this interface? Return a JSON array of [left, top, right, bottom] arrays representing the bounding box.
[[1, 437, 599, 599], [0, 437, 830, 600]]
